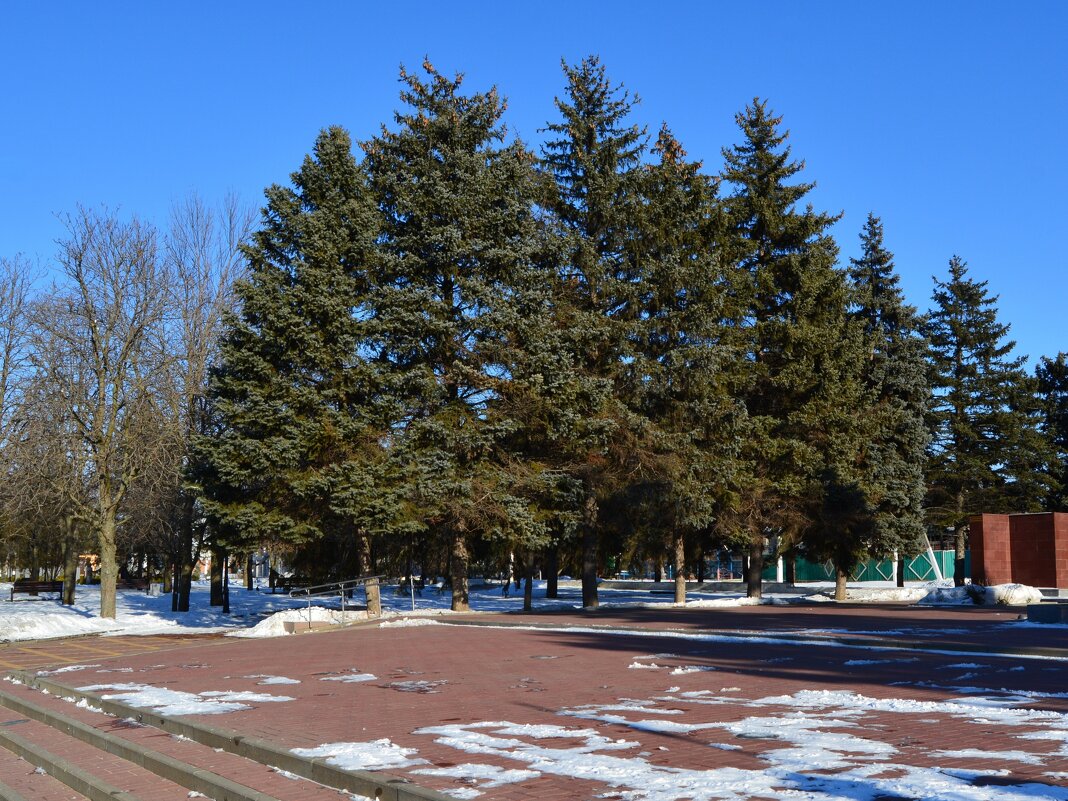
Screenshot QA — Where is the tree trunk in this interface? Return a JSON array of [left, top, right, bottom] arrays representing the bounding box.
[[696, 549, 705, 584], [673, 532, 686, 605], [653, 556, 663, 583], [365, 577, 381, 618], [523, 553, 534, 612], [162, 561, 172, 594], [245, 553, 254, 590], [98, 512, 119, 619], [784, 551, 796, 585], [450, 531, 470, 612], [954, 524, 967, 587], [896, 555, 906, 588], [581, 495, 599, 609], [210, 546, 223, 606], [545, 543, 559, 599], [356, 529, 381, 617], [834, 563, 848, 601], [176, 501, 195, 612], [222, 552, 230, 614], [745, 533, 763, 599], [62, 519, 77, 606]]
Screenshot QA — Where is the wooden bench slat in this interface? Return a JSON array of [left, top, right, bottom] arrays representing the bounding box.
[[11, 580, 64, 601]]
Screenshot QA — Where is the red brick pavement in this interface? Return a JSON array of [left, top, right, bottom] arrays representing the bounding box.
[[0, 678, 378, 801], [9, 605, 1068, 800], [0, 746, 83, 800]]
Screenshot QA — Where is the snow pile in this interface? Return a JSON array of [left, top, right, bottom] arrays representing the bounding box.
[[917, 583, 1044, 607], [228, 606, 363, 638], [845, 586, 930, 603], [805, 586, 933, 604]]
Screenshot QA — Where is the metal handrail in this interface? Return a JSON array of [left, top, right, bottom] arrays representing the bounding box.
[[289, 575, 384, 618]]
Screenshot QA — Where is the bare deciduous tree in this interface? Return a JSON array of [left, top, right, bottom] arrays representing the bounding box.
[[159, 193, 251, 611], [31, 207, 166, 619]]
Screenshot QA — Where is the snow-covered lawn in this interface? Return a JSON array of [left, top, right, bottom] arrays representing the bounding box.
[[0, 578, 1053, 644]]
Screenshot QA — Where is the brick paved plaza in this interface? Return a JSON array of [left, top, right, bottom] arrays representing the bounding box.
[[2, 603, 1067, 800]]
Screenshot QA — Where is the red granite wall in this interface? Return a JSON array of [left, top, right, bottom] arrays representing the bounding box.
[[1055, 513, 1068, 589], [970, 514, 1011, 585], [1008, 513, 1056, 587], [971, 512, 1068, 588]]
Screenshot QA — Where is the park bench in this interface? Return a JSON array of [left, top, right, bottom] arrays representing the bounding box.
[[116, 578, 150, 593], [269, 575, 312, 594], [10, 579, 64, 601]]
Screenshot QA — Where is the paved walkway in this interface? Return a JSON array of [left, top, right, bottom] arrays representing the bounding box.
[[0, 632, 225, 672], [5, 605, 1068, 800]]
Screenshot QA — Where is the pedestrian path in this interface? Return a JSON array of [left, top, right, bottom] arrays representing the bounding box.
[[0, 632, 225, 673], [2, 604, 1067, 800]]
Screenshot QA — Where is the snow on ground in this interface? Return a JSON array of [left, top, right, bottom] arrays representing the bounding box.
[[76, 681, 295, 716], [918, 582, 1046, 606], [289, 668, 1068, 800], [290, 738, 426, 770], [320, 670, 377, 683], [244, 674, 301, 685], [228, 606, 365, 638], [0, 578, 1050, 643]]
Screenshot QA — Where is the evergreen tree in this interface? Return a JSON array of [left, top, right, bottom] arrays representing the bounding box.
[[1037, 353, 1068, 510], [720, 99, 854, 598], [197, 127, 401, 586], [845, 214, 930, 579], [925, 256, 1053, 582], [539, 56, 647, 608], [617, 126, 743, 604], [363, 62, 549, 611]]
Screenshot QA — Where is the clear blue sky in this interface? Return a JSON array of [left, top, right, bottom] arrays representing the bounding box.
[[3, 2, 1065, 364]]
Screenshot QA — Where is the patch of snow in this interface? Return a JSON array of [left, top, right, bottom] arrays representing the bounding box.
[[321, 671, 377, 683], [38, 664, 100, 675], [78, 682, 294, 716], [244, 674, 300, 685], [412, 716, 1068, 801], [291, 738, 426, 770], [670, 666, 716, 675], [412, 762, 540, 788]]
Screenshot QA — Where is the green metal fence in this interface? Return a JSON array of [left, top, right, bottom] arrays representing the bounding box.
[[761, 550, 967, 583]]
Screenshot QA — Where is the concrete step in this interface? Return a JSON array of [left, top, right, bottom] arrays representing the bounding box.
[[7, 670, 453, 801], [0, 711, 187, 801], [0, 679, 346, 801], [0, 745, 85, 801]]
